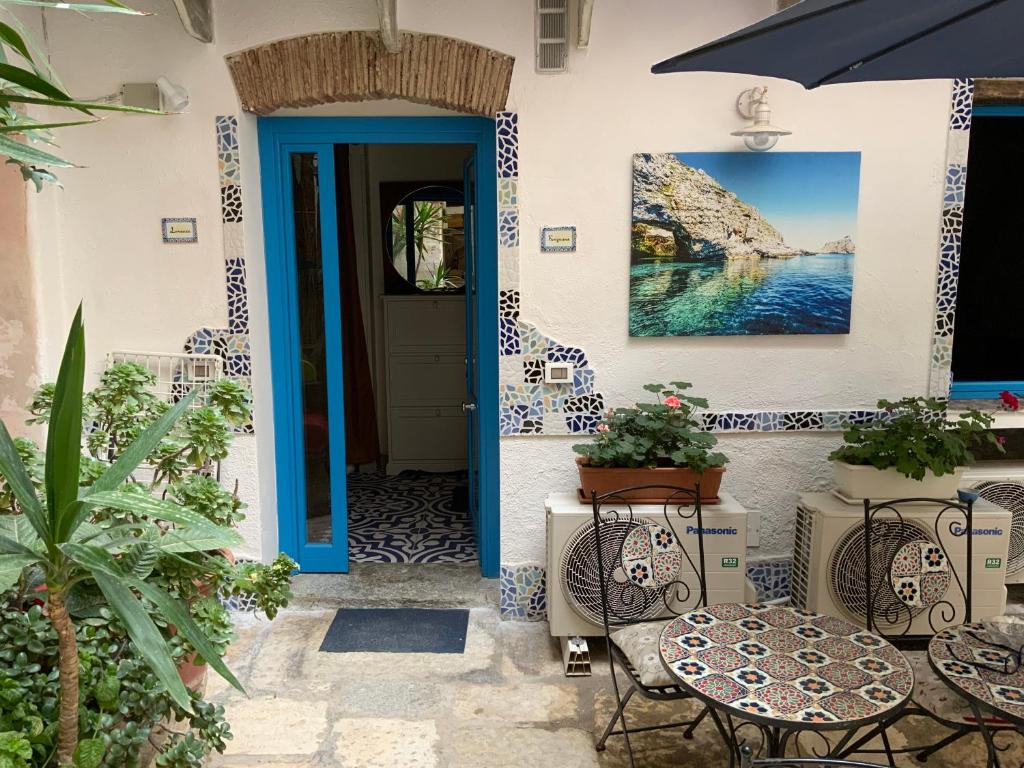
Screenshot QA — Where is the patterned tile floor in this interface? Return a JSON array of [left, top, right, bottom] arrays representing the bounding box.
[[306, 471, 477, 564]]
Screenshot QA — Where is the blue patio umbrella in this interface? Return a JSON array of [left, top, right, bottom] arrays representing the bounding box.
[[652, 0, 1024, 87]]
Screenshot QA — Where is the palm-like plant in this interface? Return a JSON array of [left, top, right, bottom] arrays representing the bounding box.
[[0, 308, 244, 766], [0, 1, 157, 190]]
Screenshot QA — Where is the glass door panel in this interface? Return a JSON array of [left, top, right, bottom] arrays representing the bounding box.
[[284, 147, 348, 571]]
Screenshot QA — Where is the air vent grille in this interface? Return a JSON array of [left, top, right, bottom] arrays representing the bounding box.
[[790, 504, 814, 609], [536, 0, 568, 73], [971, 479, 1024, 576]]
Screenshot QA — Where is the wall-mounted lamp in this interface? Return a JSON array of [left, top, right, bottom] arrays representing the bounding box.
[[731, 86, 791, 152], [156, 76, 190, 112]]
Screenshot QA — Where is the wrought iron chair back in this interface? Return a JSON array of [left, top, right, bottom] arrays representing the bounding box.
[[590, 484, 709, 635], [861, 496, 974, 642]]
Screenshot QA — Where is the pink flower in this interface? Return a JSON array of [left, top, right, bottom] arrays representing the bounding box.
[[596, 423, 610, 433], [664, 396, 682, 409], [998, 435, 1007, 445], [1000, 391, 1020, 411]]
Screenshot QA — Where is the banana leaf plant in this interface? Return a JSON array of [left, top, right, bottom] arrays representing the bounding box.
[[0, 307, 244, 767], [0, 0, 159, 190]]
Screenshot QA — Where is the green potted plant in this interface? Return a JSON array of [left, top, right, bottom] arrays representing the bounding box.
[[0, 309, 297, 767], [572, 382, 727, 503], [829, 396, 1001, 499]]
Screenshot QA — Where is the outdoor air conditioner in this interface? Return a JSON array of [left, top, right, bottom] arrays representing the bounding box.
[[545, 491, 748, 675], [964, 463, 1024, 584], [791, 493, 1010, 637]]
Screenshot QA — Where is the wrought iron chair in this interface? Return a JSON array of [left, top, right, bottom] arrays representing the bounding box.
[[839, 495, 1017, 764], [590, 484, 713, 767]]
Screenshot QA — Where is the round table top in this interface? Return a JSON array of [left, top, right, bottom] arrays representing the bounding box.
[[929, 623, 1024, 726], [659, 603, 914, 729]]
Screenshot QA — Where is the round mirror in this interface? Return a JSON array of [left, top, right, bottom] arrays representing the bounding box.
[[384, 184, 465, 293]]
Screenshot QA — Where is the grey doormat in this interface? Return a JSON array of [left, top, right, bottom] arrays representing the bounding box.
[[318, 608, 469, 654]]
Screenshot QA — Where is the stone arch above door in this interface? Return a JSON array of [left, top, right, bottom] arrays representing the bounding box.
[[225, 31, 514, 116]]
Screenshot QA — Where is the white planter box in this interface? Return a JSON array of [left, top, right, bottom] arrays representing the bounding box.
[[832, 461, 965, 501]]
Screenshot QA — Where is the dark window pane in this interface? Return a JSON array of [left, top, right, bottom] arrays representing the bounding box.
[[291, 153, 332, 544], [952, 115, 1024, 382]]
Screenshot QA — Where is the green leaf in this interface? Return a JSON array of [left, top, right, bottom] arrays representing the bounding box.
[[0, 62, 69, 100], [0, 0, 146, 13], [0, 553, 36, 592], [87, 568, 192, 711], [0, 420, 48, 543], [72, 737, 105, 768], [81, 490, 241, 545], [0, 515, 40, 551], [156, 526, 243, 554], [93, 674, 119, 710], [0, 22, 32, 62], [88, 390, 196, 495], [0, 133, 73, 167], [46, 304, 85, 542], [0, 118, 97, 134], [0, 93, 160, 114]]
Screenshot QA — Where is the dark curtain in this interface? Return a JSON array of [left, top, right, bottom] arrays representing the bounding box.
[[335, 145, 380, 466]]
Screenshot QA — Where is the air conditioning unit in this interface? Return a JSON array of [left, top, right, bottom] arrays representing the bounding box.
[[792, 493, 1010, 636], [545, 491, 748, 675], [964, 463, 1024, 584]]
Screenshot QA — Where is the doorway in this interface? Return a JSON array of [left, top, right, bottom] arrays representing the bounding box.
[[258, 118, 499, 577]]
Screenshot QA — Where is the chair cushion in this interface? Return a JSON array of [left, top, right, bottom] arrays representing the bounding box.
[[610, 620, 676, 688], [905, 649, 1008, 726]]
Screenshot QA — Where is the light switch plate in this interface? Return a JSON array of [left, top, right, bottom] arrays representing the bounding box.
[[544, 361, 574, 384]]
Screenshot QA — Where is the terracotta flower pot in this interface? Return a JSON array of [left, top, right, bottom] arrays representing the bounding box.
[[576, 456, 724, 504]]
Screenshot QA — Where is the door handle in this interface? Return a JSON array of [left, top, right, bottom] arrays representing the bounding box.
[[462, 401, 477, 412]]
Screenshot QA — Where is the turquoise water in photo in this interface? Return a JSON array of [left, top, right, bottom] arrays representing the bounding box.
[[629, 253, 854, 336]]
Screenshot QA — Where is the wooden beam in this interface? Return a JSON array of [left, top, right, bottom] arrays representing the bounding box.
[[974, 78, 1024, 105], [578, 0, 594, 49], [172, 0, 213, 44], [376, 0, 400, 53]]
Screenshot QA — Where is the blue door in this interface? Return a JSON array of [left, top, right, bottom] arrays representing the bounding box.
[[463, 155, 481, 538], [259, 117, 500, 577]]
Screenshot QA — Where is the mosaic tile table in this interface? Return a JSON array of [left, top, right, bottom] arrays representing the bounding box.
[[659, 603, 914, 756], [929, 623, 1024, 766]]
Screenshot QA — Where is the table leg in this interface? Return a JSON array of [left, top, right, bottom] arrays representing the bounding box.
[[968, 701, 1002, 768]]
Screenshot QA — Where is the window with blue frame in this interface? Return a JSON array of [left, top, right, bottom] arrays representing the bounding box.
[[950, 106, 1024, 400]]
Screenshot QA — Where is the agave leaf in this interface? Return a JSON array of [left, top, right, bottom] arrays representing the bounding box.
[[0, 420, 48, 543], [0, 134, 73, 167], [46, 304, 85, 542]]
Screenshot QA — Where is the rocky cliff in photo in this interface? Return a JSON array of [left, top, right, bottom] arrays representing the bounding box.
[[820, 235, 855, 254], [631, 152, 806, 262]]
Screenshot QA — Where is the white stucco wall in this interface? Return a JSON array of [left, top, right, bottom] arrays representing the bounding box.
[[17, 0, 953, 565]]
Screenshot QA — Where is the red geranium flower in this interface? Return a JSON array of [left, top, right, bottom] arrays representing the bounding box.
[[1000, 391, 1020, 411]]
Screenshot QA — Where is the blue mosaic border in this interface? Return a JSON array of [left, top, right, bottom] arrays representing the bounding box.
[[499, 563, 546, 621], [184, 116, 253, 432], [498, 559, 792, 622], [928, 78, 973, 398]]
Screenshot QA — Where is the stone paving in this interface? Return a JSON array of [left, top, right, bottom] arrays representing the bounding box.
[[205, 567, 1024, 767]]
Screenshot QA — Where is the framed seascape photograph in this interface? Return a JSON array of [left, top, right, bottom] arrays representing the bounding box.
[[629, 151, 861, 336]]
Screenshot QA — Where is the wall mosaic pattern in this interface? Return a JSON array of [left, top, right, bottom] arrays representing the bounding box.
[[499, 564, 547, 620], [928, 78, 974, 398], [184, 116, 254, 432]]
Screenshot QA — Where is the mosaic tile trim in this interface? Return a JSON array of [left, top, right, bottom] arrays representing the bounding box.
[[747, 558, 792, 602], [184, 116, 253, 432], [499, 563, 547, 621], [928, 78, 974, 398]]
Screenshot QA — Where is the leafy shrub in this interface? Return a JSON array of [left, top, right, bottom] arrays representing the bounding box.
[[828, 396, 1001, 479], [572, 382, 727, 473]]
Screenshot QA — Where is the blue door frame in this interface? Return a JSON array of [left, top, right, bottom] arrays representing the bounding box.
[[258, 117, 500, 577], [949, 105, 1024, 400]]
